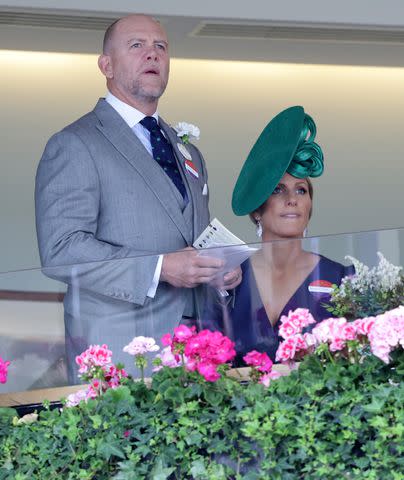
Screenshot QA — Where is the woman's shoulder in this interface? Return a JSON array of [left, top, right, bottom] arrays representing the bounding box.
[[317, 254, 355, 277]]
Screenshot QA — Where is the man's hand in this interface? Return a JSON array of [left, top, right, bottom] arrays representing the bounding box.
[[161, 247, 225, 288]]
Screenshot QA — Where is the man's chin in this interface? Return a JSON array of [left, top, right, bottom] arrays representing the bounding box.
[[135, 85, 166, 102]]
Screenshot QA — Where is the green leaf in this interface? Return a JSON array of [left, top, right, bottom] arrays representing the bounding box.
[[0, 408, 17, 426], [185, 431, 203, 447], [231, 395, 246, 411], [150, 459, 175, 480], [89, 414, 103, 429], [204, 388, 224, 407], [363, 398, 385, 414], [189, 459, 207, 477], [164, 386, 184, 405], [97, 442, 126, 461]]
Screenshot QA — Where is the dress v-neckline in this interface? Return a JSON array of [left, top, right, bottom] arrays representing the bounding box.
[[250, 253, 321, 328]]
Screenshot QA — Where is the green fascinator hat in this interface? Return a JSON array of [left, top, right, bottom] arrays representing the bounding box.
[[232, 106, 324, 216]]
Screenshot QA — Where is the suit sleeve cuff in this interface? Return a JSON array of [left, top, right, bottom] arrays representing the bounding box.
[[146, 254, 163, 298]]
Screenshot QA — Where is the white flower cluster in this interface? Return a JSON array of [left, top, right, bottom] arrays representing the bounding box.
[[123, 336, 160, 356], [343, 256, 374, 295], [173, 122, 200, 142], [336, 252, 403, 299], [332, 277, 349, 299], [376, 251, 402, 292]]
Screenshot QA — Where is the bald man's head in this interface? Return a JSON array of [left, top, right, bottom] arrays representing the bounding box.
[[98, 14, 170, 114], [102, 14, 163, 54]]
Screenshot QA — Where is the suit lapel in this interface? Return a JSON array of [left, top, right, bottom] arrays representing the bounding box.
[[159, 118, 200, 207], [93, 99, 191, 244]]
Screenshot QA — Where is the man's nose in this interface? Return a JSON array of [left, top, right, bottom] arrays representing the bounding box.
[[145, 46, 159, 61]]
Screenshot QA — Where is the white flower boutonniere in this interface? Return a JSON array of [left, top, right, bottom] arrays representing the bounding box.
[[173, 122, 200, 144]]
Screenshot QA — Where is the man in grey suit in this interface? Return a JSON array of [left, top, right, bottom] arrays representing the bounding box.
[[35, 14, 240, 383]]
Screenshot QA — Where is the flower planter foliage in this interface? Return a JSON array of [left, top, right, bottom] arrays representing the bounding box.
[[1, 253, 403, 479], [0, 350, 403, 480]]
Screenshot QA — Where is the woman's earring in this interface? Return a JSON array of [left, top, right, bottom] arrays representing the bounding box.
[[303, 227, 308, 238], [256, 219, 262, 238]]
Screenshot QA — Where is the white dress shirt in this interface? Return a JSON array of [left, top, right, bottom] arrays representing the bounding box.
[[105, 92, 163, 298]]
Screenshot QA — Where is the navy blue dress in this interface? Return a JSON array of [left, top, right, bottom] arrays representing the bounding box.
[[202, 254, 353, 365]]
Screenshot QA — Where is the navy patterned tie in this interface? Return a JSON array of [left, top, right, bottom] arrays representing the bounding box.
[[140, 116, 186, 199]]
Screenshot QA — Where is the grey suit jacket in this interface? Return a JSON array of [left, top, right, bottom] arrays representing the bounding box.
[[35, 99, 210, 381]]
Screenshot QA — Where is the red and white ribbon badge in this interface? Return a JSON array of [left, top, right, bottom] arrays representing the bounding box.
[[308, 280, 334, 294], [185, 159, 199, 178]]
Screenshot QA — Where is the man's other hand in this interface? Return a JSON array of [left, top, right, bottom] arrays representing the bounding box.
[[161, 247, 225, 288]]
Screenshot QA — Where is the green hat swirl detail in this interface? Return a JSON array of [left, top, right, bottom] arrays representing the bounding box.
[[232, 106, 324, 216], [287, 114, 324, 179]]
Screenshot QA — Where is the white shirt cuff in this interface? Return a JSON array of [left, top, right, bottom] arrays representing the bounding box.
[[147, 254, 163, 298]]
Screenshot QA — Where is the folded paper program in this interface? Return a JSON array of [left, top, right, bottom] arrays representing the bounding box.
[[194, 218, 257, 272], [193, 219, 258, 297]]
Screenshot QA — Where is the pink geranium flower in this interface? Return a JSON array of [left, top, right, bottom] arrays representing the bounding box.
[[289, 308, 316, 328], [275, 336, 299, 363], [311, 318, 332, 343], [181, 329, 236, 382], [260, 370, 284, 387], [278, 319, 300, 339], [75, 344, 112, 374], [243, 350, 273, 373], [87, 380, 102, 399], [65, 389, 88, 407], [161, 333, 172, 347], [279, 308, 316, 339], [185, 330, 236, 364], [173, 325, 196, 343], [0, 356, 10, 384], [311, 317, 357, 352], [353, 317, 376, 336], [197, 361, 220, 382], [160, 325, 236, 382], [162, 325, 196, 348], [72, 343, 128, 399], [368, 306, 404, 363], [275, 306, 404, 366], [243, 349, 283, 387], [302, 332, 317, 347], [103, 364, 128, 388], [153, 346, 182, 372]]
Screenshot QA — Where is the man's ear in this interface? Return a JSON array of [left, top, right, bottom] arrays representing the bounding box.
[[98, 54, 113, 78]]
